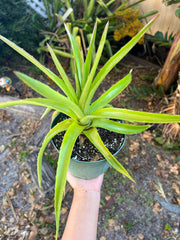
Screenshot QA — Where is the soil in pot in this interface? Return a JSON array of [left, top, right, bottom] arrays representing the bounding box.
[[52, 115, 125, 162]]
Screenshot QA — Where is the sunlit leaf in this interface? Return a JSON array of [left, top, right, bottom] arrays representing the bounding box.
[[79, 22, 109, 109], [40, 107, 52, 119], [0, 98, 77, 120], [14, 72, 84, 118], [92, 119, 151, 134], [47, 44, 78, 103], [92, 108, 180, 123], [37, 119, 73, 187], [89, 71, 132, 113], [55, 122, 85, 239], [0, 35, 71, 97], [65, 24, 84, 92], [84, 15, 159, 109], [84, 127, 134, 181], [83, 22, 97, 84]]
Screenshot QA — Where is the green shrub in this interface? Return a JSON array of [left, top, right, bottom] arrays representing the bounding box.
[[0, 0, 41, 65]]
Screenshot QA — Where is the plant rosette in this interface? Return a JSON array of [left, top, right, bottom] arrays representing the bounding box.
[[51, 112, 126, 179], [1, 14, 180, 239]]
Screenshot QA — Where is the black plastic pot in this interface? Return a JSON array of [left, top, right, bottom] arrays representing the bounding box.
[[51, 113, 126, 179]]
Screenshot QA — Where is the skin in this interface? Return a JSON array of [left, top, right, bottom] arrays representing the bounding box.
[[61, 172, 104, 240]]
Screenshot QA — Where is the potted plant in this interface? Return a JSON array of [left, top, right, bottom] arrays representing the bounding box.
[[1, 15, 180, 239], [50, 111, 126, 179]]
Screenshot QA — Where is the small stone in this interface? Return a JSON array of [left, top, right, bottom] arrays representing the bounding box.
[[108, 219, 116, 228], [28, 231, 37, 240], [141, 150, 146, 155], [8, 188, 15, 196], [156, 154, 162, 161], [0, 144, 5, 152], [100, 237, 106, 240], [2, 196, 9, 209], [61, 207, 68, 214], [9, 217, 14, 223], [44, 215, 54, 224], [105, 195, 111, 201], [172, 183, 180, 194], [174, 228, 179, 233], [114, 225, 121, 231], [138, 233, 144, 239], [153, 202, 161, 214], [1, 216, 7, 222], [124, 157, 129, 164], [34, 203, 41, 210]]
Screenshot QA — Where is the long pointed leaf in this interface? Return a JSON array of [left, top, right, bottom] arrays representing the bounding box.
[[83, 0, 88, 19], [14, 71, 62, 101], [87, 0, 95, 18], [41, 46, 73, 58], [84, 15, 159, 111], [116, 0, 129, 11], [55, 8, 73, 26], [65, 24, 84, 91], [92, 119, 151, 134], [0, 98, 78, 119], [83, 22, 97, 83], [0, 35, 72, 97], [47, 44, 78, 103], [37, 119, 73, 187], [40, 107, 52, 119], [106, 0, 116, 7], [43, 0, 52, 23], [14, 72, 84, 118], [55, 122, 85, 239], [91, 108, 180, 123], [89, 71, 132, 113], [79, 22, 109, 108], [97, 0, 112, 16], [64, 0, 75, 21], [84, 127, 134, 181]]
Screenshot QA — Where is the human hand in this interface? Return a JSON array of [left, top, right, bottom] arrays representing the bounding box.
[[67, 171, 104, 193]]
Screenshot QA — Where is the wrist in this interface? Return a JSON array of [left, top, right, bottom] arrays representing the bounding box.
[[74, 189, 101, 201]]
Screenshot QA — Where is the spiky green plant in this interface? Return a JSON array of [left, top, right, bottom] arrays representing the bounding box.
[[1, 15, 180, 239]]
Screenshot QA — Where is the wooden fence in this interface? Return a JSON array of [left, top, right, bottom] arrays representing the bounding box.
[[129, 0, 180, 35]]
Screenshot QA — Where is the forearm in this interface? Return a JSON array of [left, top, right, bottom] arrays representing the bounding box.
[[61, 190, 101, 240]]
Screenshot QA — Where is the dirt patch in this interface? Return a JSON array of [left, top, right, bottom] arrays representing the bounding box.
[[98, 132, 180, 240]]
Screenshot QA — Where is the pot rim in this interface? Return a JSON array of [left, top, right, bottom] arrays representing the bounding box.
[[51, 112, 126, 163], [70, 134, 126, 164]]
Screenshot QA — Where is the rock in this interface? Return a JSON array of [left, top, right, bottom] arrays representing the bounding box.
[[0, 96, 45, 119], [28, 232, 37, 240]]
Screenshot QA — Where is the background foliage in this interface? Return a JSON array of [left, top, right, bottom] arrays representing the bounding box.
[[37, 0, 157, 72], [0, 0, 41, 65]]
